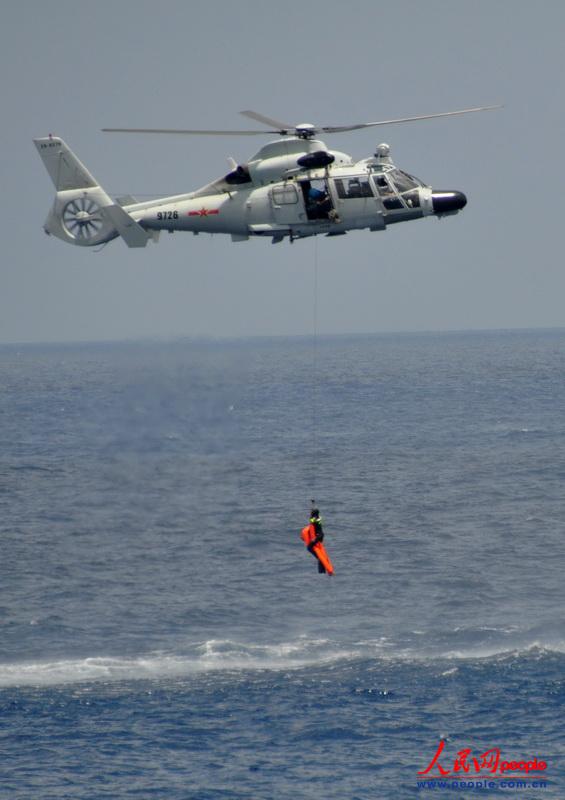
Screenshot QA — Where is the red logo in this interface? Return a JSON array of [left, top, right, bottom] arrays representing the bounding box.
[[418, 740, 547, 778], [188, 208, 219, 217]]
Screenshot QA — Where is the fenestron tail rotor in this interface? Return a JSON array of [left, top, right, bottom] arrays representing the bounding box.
[[62, 196, 103, 241]]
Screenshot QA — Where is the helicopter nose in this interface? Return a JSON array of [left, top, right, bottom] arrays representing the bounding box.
[[431, 190, 467, 214]]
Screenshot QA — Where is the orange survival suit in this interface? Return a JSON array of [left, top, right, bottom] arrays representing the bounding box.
[[301, 511, 334, 575]]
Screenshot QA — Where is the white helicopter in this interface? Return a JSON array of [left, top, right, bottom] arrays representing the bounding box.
[[34, 106, 498, 248]]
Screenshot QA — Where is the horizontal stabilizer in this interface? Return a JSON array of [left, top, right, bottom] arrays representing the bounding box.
[[116, 195, 138, 207], [102, 205, 150, 248]]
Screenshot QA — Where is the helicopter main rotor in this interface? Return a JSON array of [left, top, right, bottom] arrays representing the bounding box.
[[102, 105, 501, 139]]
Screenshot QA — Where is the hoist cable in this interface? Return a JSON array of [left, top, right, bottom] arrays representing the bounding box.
[[311, 235, 319, 502]]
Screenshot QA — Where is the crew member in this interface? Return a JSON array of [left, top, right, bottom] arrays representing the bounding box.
[[302, 507, 327, 573], [307, 186, 332, 220]]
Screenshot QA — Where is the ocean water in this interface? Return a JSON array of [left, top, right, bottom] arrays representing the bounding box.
[[1, 329, 564, 798]]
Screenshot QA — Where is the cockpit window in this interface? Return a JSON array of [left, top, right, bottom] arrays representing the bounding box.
[[403, 190, 420, 208], [374, 175, 394, 195], [374, 170, 422, 210], [382, 197, 404, 210], [389, 170, 421, 192]]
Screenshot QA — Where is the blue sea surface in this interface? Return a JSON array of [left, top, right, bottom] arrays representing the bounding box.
[[1, 330, 564, 798]]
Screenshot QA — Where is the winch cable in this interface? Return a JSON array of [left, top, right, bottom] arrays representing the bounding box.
[[311, 235, 319, 503]]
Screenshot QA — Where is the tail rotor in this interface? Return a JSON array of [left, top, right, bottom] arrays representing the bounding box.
[[62, 196, 104, 242]]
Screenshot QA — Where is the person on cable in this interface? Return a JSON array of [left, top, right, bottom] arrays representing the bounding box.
[[300, 507, 334, 575]]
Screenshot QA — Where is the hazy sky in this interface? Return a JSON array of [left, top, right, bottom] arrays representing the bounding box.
[[2, 0, 564, 343]]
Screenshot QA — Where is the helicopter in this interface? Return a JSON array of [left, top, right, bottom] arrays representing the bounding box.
[[34, 106, 499, 248]]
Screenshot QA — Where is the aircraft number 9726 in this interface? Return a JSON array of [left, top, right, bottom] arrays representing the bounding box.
[[157, 210, 179, 220]]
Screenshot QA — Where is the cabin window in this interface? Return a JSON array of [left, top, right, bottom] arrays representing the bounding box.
[[271, 184, 298, 205], [334, 177, 373, 199]]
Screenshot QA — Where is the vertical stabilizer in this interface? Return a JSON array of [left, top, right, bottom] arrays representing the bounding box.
[[34, 136, 99, 191]]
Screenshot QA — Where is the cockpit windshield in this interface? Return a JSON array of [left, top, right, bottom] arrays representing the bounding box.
[[372, 169, 422, 210], [388, 169, 422, 192]]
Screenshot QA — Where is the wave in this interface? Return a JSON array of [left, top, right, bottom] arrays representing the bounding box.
[[0, 638, 359, 688], [1, 632, 564, 688], [439, 640, 565, 661]]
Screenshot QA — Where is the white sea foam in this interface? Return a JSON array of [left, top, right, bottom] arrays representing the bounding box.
[[440, 640, 565, 661], [0, 638, 360, 688], [2, 632, 563, 688]]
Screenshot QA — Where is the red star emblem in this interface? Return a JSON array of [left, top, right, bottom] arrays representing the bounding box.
[[188, 208, 219, 217]]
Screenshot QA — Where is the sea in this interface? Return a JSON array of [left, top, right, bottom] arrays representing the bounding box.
[[1, 329, 564, 799]]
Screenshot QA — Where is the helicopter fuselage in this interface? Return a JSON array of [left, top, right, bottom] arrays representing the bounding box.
[[34, 134, 467, 248]]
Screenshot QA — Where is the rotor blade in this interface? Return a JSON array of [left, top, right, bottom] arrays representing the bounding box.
[[239, 110, 295, 131], [321, 105, 503, 134], [102, 105, 502, 139], [102, 127, 277, 136]]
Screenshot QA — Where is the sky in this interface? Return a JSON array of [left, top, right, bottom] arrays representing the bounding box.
[[1, 0, 564, 343]]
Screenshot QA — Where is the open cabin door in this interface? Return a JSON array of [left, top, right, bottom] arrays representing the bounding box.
[[299, 178, 336, 222]]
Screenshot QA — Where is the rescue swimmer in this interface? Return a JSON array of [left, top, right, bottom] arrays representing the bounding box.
[[301, 508, 334, 575]]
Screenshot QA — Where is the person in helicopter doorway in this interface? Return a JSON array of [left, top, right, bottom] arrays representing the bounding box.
[[306, 508, 327, 573], [307, 185, 332, 220]]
